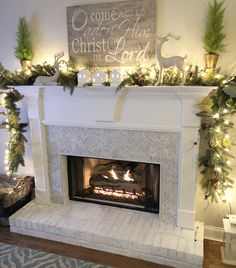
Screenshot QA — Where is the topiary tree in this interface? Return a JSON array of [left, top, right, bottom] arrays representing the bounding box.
[[202, 0, 226, 54], [15, 17, 33, 61]]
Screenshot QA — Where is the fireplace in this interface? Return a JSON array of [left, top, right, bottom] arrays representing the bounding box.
[[9, 86, 212, 268], [67, 156, 160, 213]]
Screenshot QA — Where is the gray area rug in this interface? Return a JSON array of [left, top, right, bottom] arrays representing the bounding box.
[[0, 242, 111, 268]]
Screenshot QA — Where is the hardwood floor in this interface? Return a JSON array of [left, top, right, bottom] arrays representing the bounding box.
[[0, 225, 234, 268], [203, 240, 233, 268]]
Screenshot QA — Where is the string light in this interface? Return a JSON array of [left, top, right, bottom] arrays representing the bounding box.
[[215, 127, 221, 133], [1, 98, 6, 106], [149, 68, 157, 79], [24, 69, 31, 76], [213, 113, 220, 119], [0, 89, 27, 175], [199, 105, 233, 201], [215, 74, 222, 79], [141, 67, 147, 73], [197, 75, 236, 202], [215, 167, 222, 173]]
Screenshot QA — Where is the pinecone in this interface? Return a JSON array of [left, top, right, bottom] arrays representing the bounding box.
[[201, 123, 207, 130], [204, 160, 211, 167], [134, 77, 145, 86], [209, 178, 219, 185]]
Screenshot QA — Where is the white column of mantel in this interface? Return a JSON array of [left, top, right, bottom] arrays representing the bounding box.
[[16, 86, 51, 204], [175, 87, 213, 229]]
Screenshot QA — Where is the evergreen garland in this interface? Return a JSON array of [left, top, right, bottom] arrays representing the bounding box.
[[197, 77, 236, 202], [0, 89, 27, 174], [116, 66, 157, 92], [116, 65, 225, 92], [57, 60, 78, 95], [15, 17, 33, 61], [202, 0, 226, 54], [0, 62, 77, 92]]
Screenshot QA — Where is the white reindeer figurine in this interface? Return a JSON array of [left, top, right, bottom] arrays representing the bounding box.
[[155, 33, 186, 86], [34, 52, 64, 86]]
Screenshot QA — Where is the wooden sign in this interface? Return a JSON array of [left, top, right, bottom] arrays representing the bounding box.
[[67, 0, 156, 67]]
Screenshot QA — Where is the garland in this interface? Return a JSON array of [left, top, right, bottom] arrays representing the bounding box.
[[116, 65, 225, 91], [1, 61, 235, 202], [0, 62, 225, 93], [197, 77, 236, 202], [0, 61, 77, 94], [0, 88, 27, 175]]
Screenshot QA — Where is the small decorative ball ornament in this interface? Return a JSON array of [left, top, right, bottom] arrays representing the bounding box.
[[110, 69, 122, 86], [77, 69, 91, 86], [92, 70, 106, 86]]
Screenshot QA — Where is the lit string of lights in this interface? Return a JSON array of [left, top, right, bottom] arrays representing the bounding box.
[[0, 88, 27, 175], [198, 81, 236, 202]]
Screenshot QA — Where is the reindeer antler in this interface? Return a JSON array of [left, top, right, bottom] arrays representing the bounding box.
[[54, 51, 64, 63]]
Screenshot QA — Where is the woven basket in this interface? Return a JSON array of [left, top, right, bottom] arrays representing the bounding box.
[[0, 175, 34, 211]]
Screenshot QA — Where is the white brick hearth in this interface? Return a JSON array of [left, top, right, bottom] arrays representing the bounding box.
[[10, 201, 204, 268], [10, 85, 213, 268]]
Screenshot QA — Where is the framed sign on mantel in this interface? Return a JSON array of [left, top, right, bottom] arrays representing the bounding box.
[[67, 0, 156, 68]]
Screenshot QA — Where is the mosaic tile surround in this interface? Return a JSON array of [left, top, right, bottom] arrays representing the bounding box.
[[46, 126, 180, 225]]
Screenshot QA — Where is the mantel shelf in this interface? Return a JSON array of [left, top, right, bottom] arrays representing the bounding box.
[[15, 85, 213, 130]]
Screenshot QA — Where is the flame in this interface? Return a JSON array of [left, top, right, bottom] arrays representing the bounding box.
[[108, 169, 134, 182], [94, 187, 142, 200], [123, 170, 134, 182], [109, 169, 119, 180]]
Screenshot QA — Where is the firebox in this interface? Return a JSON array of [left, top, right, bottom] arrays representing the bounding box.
[[67, 156, 160, 213]]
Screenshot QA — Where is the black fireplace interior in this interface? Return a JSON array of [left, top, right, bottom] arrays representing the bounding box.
[[67, 156, 160, 213]]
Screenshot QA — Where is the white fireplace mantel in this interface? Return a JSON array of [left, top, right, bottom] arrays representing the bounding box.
[[18, 85, 213, 129], [16, 85, 213, 229]]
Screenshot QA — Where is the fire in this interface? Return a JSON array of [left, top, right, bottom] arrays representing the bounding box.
[[109, 169, 134, 181], [109, 169, 119, 180], [96, 169, 138, 199], [94, 187, 142, 200], [123, 170, 134, 182]]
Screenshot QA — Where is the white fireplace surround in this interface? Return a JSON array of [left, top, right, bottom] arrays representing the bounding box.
[[14, 85, 212, 229], [47, 126, 179, 222]]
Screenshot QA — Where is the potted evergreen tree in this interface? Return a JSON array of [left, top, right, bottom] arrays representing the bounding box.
[[202, 0, 226, 70], [15, 17, 33, 71]]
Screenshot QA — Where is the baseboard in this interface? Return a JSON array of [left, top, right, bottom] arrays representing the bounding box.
[[204, 225, 224, 242]]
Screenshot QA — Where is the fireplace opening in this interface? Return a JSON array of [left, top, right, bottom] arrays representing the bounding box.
[[67, 156, 160, 213]]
